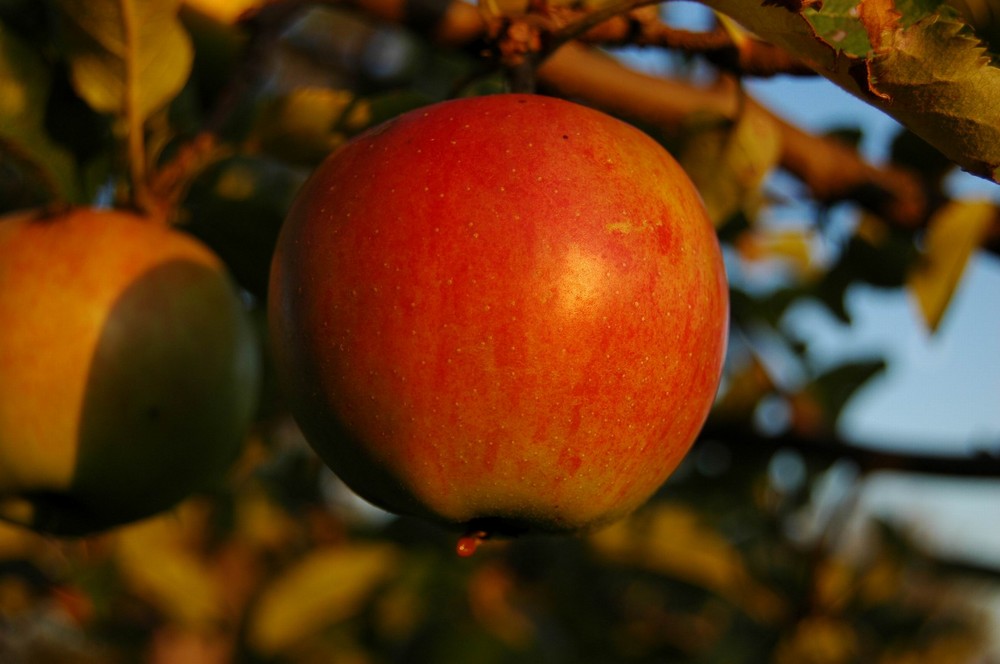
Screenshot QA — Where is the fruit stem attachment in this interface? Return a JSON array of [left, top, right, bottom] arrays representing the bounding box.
[[456, 529, 490, 557], [507, 59, 538, 94]]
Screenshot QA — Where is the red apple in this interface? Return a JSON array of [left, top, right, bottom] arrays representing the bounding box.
[[0, 208, 259, 535], [269, 94, 728, 540]]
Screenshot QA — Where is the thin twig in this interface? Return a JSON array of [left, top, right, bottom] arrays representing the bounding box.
[[120, 0, 152, 214], [546, 0, 661, 50], [579, 21, 815, 77], [701, 421, 1000, 478]]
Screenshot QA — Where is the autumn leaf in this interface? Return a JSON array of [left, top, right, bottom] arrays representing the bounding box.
[[115, 504, 226, 627], [773, 616, 859, 664], [247, 543, 400, 656], [699, 0, 1000, 182], [678, 101, 782, 225], [590, 504, 787, 623], [253, 88, 362, 164], [714, 355, 776, 422], [907, 200, 994, 331], [56, 0, 193, 122], [736, 228, 817, 275], [183, 0, 266, 24]]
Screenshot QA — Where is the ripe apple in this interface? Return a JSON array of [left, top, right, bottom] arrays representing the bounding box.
[[269, 94, 728, 542], [0, 207, 259, 535]]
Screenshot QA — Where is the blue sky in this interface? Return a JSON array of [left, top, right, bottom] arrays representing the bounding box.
[[744, 70, 1000, 569], [737, 31, 1000, 647], [742, 74, 1000, 456], [618, 3, 1000, 643], [621, 10, 1000, 456]]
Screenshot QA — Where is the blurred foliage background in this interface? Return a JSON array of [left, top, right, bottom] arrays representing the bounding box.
[[2, 0, 1000, 661]]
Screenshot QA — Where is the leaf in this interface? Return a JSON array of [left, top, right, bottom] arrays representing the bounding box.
[[183, 0, 265, 24], [479, 0, 531, 18], [792, 358, 886, 434], [253, 88, 360, 165], [247, 543, 400, 656], [907, 200, 994, 331], [0, 24, 78, 203], [714, 354, 776, 422], [678, 101, 782, 226], [736, 228, 817, 275], [114, 503, 226, 627], [56, 0, 193, 121], [805, 0, 874, 57], [699, 0, 1000, 182], [590, 504, 787, 623], [890, 126, 955, 182], [182, 155, 304, 298], [773, 616, 859, 664], [818, 216, 919, 318], [864, 15, 1000, 178]]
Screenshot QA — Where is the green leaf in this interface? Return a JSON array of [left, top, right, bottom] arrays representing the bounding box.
[[56, 0, 193, 122], [805, 0, 873, 57], [804, 0, 953, 56], [0, 24, 78, 205], [809, 358, 886, 421], [700, 0, 1000, 182], [807, 216, 919, 323], [182, 155, 304, 299], [907, 200, 994, 331], [834, 220, 920, 290]]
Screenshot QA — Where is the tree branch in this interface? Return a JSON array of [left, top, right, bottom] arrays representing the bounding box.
[[345, 0, 931, 230], [557, 8, 816, 77], [535, 42, 928, 228], [701, 421, 1000, 478]]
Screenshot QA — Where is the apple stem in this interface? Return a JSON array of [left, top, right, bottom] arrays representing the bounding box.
[[456, 529, 490, 557]]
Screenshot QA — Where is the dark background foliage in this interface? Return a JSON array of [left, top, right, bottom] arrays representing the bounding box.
[[1, 0, 999, 661]]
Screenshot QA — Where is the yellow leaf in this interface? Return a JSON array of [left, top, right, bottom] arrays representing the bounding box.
[[907, 200, 994, 332], [855, 212, 889, 246], [714, 356, 775, 422], [255, 88, 356, 163], [183, 0, 265, 24], [813, 557, 854, 613], [858, 555, 901, 606], [773, 616, 857, 664], [736, 228, 816, 275], [680, 102, 782, 226], [234, 485, 300, 552], [0, 519, 46, 561], [590, 504, 786, 623], [478, 0, 529, 18], [248, 543, 399, 656], [115, 503, 225, 627], [715, 12, 753, 51], [59, 0, 193, 121]]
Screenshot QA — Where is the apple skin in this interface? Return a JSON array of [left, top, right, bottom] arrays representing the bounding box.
[[269, 94, 728, 536], [0, 208, 260, 536]]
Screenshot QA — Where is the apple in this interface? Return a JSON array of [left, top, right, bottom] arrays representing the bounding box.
[[0, 207, 260, 536], [269, 94, 728, 545]]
